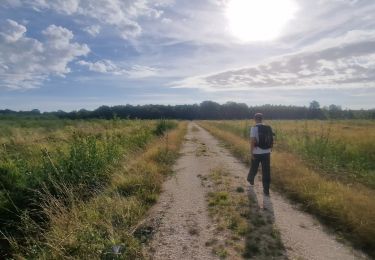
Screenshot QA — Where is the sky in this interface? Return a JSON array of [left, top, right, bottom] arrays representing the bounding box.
[[0, 0, 375, 111]]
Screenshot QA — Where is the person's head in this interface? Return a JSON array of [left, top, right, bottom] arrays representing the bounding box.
[[254, 113, 263, 123]]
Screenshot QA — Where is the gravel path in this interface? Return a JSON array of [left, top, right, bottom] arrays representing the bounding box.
[[145, 123, 219, 260], [145, 122, 368, 260]]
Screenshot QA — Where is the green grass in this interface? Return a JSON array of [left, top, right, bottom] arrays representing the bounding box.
[[0, 118, 185, 258]]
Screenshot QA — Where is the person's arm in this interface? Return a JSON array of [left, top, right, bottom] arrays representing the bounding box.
[[250, 136, 256, 160], [250, 127, 256, 160]]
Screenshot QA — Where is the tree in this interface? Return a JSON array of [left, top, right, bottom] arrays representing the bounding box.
[[221, 102, 249, 119], [309, 100, 320, 110], [328, 104, 342, 119], [30, 109, 41, 115], [308, 100, 325, 119], [92, 105, 113, 119], [199, 101, 221, 119]]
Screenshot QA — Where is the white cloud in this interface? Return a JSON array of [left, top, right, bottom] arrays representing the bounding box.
[[142, 0, 232, 46], [127, 65, 158, 78], [77, 60, 158, 78], [0, 19, 26, 42], [21, 0, 169, 40], [173, 29, 375, 90], [77, 60, 124, 74], [0, 20, 89, 89], [161, 17, 172, 24], [83, 25, 101, 37]]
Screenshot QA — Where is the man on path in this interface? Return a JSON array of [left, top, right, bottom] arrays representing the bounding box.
[[247, 113, 273, 196]]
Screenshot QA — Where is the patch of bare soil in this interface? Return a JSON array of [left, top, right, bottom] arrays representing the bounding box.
[[142, 123, 368, 260]]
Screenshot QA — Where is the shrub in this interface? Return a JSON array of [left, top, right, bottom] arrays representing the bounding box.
[[153, 119, 177, 136]]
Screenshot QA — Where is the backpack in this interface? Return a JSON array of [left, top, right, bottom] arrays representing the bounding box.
[[256, 125, 274, 149]]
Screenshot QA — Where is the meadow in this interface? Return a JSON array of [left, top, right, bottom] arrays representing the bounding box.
[[0, 118, 186, 258], [1, 118, 374, 258], [199, 120, 375, 257]]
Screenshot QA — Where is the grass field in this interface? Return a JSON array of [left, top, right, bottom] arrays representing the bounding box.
[[2, 118, 374, 258], [198, 120, 375, 257], [0, 118, 186, 258], [204, 120, 375, 188]]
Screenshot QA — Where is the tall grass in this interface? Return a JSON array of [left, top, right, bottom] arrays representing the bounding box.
[[12, 121, 187, 259], [272, 120, 375, 188], [199, 121, 375, 257], [0, 118, 183, 258], [0, 120, 153, 210], [205, 120, 375, 188]]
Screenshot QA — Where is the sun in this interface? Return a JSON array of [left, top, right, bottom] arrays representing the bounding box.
[[225, 0, 298, 42]]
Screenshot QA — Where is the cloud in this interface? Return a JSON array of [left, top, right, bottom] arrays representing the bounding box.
[[77, 60, 124, 75], [127, 65, 158, 79], [83, 25, 101, 37], [20, 0, 169, 40], [31, 0, 79, 15], [141, 0, 233, 46], [77, 60, 158, 78], [173, 29, 375, 90], [0, 20, 89, 89], [0, 19, 26, 42]]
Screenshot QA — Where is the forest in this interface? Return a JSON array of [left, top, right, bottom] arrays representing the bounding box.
[[1, 101, 374, 120]]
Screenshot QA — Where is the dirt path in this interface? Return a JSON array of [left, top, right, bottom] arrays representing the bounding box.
[[144, 122, 368, 260]]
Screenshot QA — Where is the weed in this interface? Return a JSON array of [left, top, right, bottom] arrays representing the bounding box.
[[236, 187, 245, 193], [212, 245, 228, 258]]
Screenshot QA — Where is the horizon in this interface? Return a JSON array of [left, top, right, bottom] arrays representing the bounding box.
[[1, 0, 375, 111], [1, 100, 373, 114]]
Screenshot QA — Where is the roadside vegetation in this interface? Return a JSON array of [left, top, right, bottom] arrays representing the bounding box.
[[0, 118, 186, 259], [198, 120, 375, 258]]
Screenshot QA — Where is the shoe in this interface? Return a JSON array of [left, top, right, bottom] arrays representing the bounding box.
[[263, 190, 270, 196], [249, 179, 254, 185]]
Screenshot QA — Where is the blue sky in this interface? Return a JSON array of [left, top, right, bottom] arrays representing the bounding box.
[[0, 0, 375, 111]]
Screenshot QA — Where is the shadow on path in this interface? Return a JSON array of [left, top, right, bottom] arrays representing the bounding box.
[[243, 187, 286, 259]]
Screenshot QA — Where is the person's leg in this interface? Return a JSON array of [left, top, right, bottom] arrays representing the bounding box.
[[261, 153, 271, 195], [247, 154, 260, 185]]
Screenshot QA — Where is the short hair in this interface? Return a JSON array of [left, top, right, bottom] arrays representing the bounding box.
[[254, 113, 263, 121]]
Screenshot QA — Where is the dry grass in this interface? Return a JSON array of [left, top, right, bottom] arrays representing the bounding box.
[[199, 121, 375, 257], [204, 120, 375, 188], [9, 121, 188, 259]]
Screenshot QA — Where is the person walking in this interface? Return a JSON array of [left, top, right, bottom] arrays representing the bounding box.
[[247, 113, 274, 196]]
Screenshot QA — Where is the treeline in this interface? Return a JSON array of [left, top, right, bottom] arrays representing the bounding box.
[[1, 101, 374, 120]]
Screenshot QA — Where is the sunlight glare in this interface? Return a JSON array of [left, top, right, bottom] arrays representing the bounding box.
[[226, 0, 298, 42]]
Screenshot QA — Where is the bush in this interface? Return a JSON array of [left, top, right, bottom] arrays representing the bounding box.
[[153, 119, 177, 136]]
